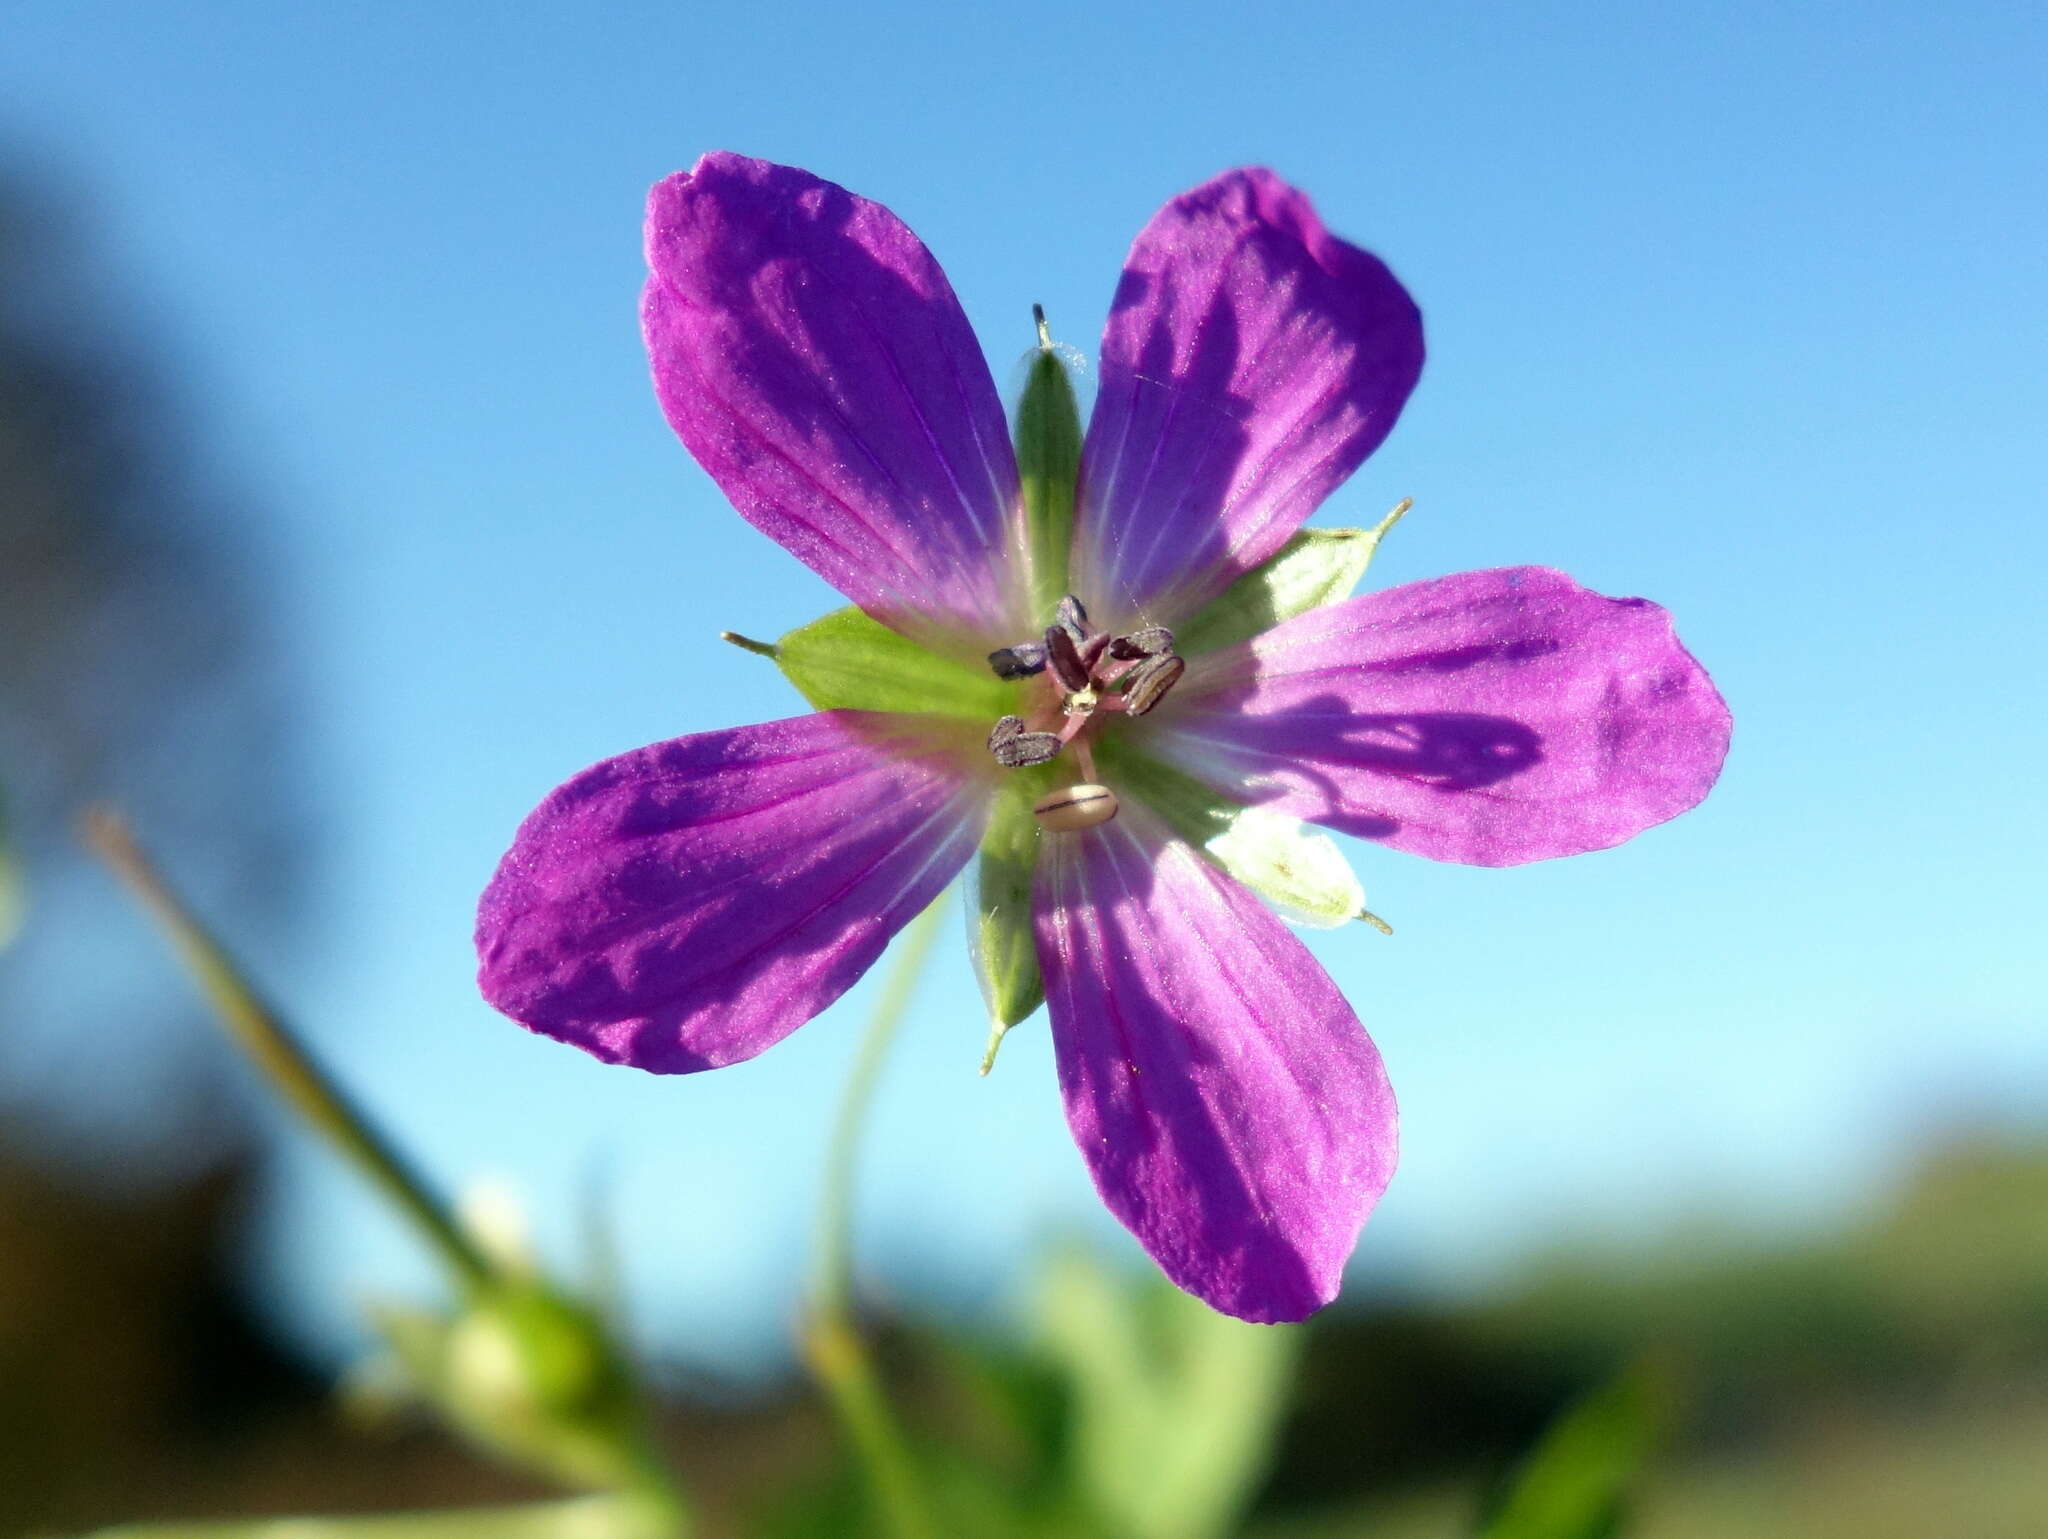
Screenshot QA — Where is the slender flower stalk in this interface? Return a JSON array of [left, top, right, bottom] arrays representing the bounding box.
[[802, 897, 944, 1539], [87, 808, 694, 1531], [83, 807, 493, 1293]]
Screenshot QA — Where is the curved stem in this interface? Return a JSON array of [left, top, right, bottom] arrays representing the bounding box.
[[803, 894, 945, 1539], [82, 808, 494, 1295]]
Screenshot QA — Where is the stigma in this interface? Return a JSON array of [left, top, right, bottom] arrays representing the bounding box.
[[982, 596, 1184, 745], [980, 595, 1185, 830]]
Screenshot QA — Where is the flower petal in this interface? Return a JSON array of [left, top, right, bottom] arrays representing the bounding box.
[[477, 712, 989, 1073], [643, 153, 1025, 652], [1143, 567, 1732, 866], [1035, 808, 1398, 1323], [1071, 169, 1424, 631]]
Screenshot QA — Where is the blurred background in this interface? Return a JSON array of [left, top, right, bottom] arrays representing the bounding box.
[[2, 1, 2044, 1534]]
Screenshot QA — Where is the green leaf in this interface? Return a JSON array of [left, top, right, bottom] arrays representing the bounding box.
[[773, 607, 1013, 719], [1175, 499, 1410, 655], [969, 767, 1052, 1066], [1036, 1252, 1299, 1539], [1013, 315, 1085, 621], [1476, 1358, 1674, 1539], [1103, 746, 1369, 928]]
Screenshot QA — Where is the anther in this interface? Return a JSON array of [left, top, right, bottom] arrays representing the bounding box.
[[988, 715, 1060, 768], [1122, 652, 1187, 716], [1032, 782, 1119, 831], [1108, 626, 1174, 660], [987, 641, 1048, 679], [1044, 625, 1091, 693], [1053, 593, 1090, 643]]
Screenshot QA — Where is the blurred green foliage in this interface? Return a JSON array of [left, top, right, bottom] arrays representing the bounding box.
[[26, 829, 2048, 1539], [83, 1495, 671, 1539], [1474, 1358, 1671, 1539], [1034, 1250, 1297, 1539], [11, 1134, 2048, 1538], [753, 1251, 1295, 1539], [361, 1279, 663, 1498]]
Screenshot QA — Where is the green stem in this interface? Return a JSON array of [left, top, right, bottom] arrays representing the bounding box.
[[803, 895, 944, 1539], [82, 808, 494, 1295]]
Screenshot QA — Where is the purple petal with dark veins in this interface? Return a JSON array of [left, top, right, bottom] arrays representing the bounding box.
[[1034, 807, 1398, 1323], [643, 153, 1026, 653], [1143, 567, 1731, 866], [477, 712, 990, 1073], [1071, 168, 1424, 631]]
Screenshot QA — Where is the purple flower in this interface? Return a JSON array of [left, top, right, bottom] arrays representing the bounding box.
[[477, 153, 1731, 1323]]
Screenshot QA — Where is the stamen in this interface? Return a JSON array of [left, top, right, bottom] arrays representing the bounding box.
[[1122, 652, 1187, 716], [1108, 626, 1174, 660], [987, 641, 1048, 679], [984, 593, 1188, 784], [1044, 625, 1091, 693], [1053, 593, 1090, 643], [1032, 782, 1119, 831], [987, 715, 1061, 768]]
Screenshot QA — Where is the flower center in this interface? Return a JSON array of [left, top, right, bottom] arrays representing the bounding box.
[[982, 595, 1186, 830]]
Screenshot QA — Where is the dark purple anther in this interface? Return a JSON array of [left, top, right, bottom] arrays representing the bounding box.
[[1109, 626, 1175, 660], [1045, 624, 1091, 693], [988, 641, 1049, 678], [1122, 653, 1187, 716], [988, 714, 1061, 768], [1053, 593, 1090, 645]]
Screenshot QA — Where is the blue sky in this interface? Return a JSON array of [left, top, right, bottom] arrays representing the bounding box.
[[6, 0, 2045, 1371]]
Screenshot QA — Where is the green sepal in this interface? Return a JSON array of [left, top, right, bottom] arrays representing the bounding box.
[[1175, 499, 1411, 655], [1014, 315, 1084, 620], [771, 606, 1012, 719], [1103, 744, 1369, 928], [969, 765, 1052, 1060]]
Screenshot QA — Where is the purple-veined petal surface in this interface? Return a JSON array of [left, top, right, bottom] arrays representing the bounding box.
[[1071, 168, 1424, 633], [643, 153, 1026, 654], [1035, 805, 1398, 1323], [477, 711, 990, 1073], [1143, 566, 1732, 866]]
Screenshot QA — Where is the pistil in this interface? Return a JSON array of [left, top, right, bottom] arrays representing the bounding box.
[[980, 594, 1187, 815]]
